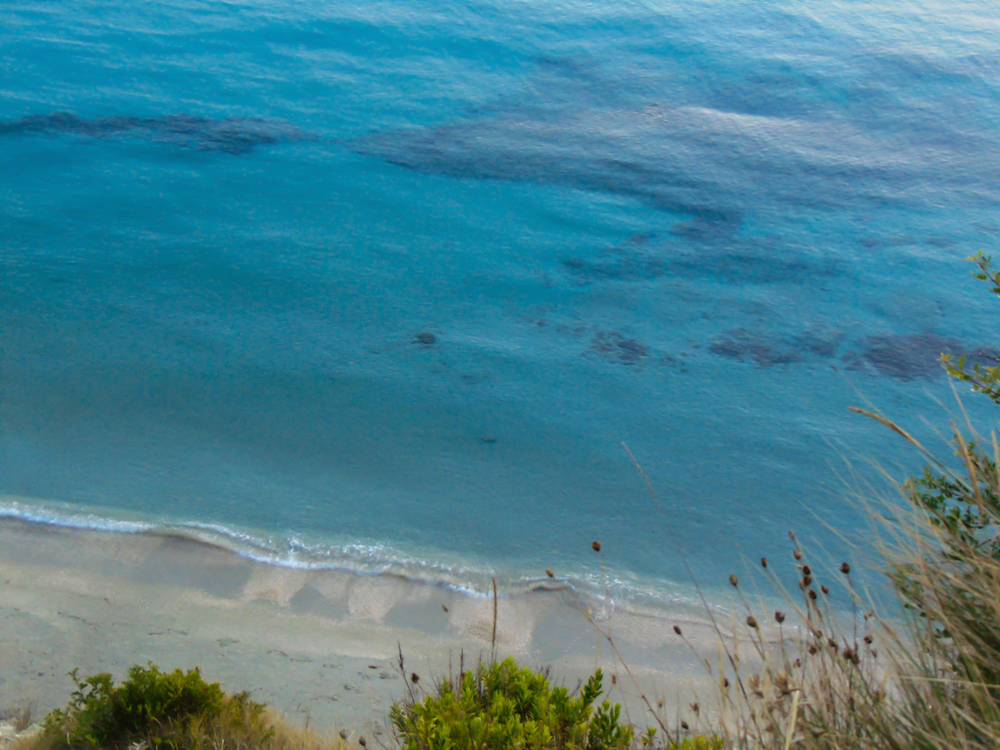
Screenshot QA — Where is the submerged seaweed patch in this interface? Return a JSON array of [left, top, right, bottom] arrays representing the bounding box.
[[0, 112, 311, 154], [709, 329, 802, 367], [586, 330, 650, 366], [709, 325, 844, 368], [844, 332, 964, 380]]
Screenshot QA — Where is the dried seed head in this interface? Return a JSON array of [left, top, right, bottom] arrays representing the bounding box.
[[545, 568, 555, 578], [808, 589, 818, 600], [864, 635, 873, 645], [775, 611, 786, 624], [828, 638, 838, 650], [611, 674, 617, 685], [761, 557, 768, 568], [746, 615, 758, 629], [729, 574, 739, 587], [802, 575, 812, 586], [657, 699, 665, 709], [821, 585, 829, 595], [808, 645, 819, 655], [359, 738, 367, 748], [410, 673, 420, 684], [802, 565, 812, 576], [691, 702, 699, 714], [339, 730, 348, 740], [840, 562, 851, 574], [794, 658, 802, 668], [793, 550, 802, 561], [680, 721, 689, 731], [442, 604, 449, 613], [591, 541, 602, 552], [722, 677, 730, 688], [673, 625, 683, 636]]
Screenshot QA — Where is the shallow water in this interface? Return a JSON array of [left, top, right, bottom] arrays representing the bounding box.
[[1, 0, 998, 616]]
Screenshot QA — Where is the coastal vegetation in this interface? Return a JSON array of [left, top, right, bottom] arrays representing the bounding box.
[[9, 664, 349, 750], [641, 252, 1000, 749]]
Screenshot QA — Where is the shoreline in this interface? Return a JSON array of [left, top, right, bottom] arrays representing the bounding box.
[[0, 518, 728, 734]]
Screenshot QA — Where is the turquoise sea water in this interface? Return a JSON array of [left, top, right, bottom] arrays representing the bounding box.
[[2, 0, 998, 613]]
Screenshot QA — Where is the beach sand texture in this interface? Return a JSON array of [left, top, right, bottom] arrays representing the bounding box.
[[0, 518, 723, 734]]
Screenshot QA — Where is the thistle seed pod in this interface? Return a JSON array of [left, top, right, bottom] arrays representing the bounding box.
[[729, 574, 739, 587], [746, 615, 758, 629], [793, 550, 802, 560], [545, 568, 555, 578], [761, 557, 768, 568], [840, 562, 851, 574], [591, 541, 602, 552], [775, 611, 786, 623], [673, 625, 682, 635], [411, 673, 420, 684]]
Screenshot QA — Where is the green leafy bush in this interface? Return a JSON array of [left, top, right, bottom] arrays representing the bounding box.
[[390, 657, 637, 750], [40, 663, 252, 749]]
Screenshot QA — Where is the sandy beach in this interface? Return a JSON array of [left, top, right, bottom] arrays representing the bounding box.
[[0, 518, 732, 737]]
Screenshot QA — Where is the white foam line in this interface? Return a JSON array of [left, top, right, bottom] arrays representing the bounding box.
[[0, 498, 706, 614]]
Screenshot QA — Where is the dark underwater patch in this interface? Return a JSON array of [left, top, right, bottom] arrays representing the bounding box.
[[0, 112, 311, 154], [586, 330, 650, 366], [709, 329, 802, 367], [843, 332, 964, 380], [709, 325, 844, 368]]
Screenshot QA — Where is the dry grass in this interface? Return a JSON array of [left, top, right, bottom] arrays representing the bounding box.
[[585, 423, 1000, 749]]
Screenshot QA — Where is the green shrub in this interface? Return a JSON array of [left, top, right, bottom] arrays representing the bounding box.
[[40, 663, 249, 749], [390, 657, 638, 750]]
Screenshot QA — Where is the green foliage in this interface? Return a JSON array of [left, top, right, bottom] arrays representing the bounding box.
[[904, 445, 1000, 561], [941, 251, 1000, 406], [390, 658, 638, 750], [39, 663, 250, 750]]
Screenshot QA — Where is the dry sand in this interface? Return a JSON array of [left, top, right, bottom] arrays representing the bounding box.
[[0, 518, 729, 737]]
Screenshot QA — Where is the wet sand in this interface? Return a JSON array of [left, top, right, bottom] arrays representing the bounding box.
[[0, 518, 731, 735]]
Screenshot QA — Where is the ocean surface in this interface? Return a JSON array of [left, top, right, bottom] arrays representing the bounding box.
[[2, 0, 999, 616]]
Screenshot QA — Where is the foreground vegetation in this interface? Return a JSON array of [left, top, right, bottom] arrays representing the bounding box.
[[8, 664, 350, 750], [9, 254, 1000, 748]]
